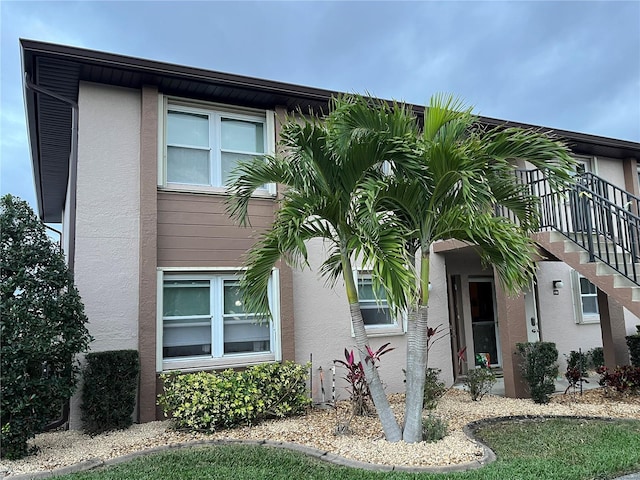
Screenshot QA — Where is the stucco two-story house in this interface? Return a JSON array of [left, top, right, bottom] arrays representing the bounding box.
[[21, 39, 640, 428]]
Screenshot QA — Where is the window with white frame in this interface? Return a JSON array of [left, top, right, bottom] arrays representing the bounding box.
[[160, 272, 279, 368], [572, 271, 600, 323], [160, 98, 274, 193], [357, 272, 398, 329]]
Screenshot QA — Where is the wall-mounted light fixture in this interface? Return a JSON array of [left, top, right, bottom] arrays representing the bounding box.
[[552, 280, 564, 295]]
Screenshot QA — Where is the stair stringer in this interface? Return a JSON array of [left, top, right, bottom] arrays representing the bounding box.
[[533, 231, 640, 318]]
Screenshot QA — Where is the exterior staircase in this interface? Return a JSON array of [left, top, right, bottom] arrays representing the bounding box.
[[507, 169, 640, 317], [534, 231, 640, 317]]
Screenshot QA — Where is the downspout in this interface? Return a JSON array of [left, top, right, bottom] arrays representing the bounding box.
[[25, 75, 79, 431]]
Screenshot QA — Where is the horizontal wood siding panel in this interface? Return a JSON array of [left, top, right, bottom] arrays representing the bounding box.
[[157, 191, 275, 266], [158, 193, 274, 216], [158, 223, 266, 239]]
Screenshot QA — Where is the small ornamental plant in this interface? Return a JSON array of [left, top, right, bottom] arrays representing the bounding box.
[[334, 343, 394, 416], [464, 366, 496, 401], [564, 350, 589, 395], [422, 414, 448, 443], [597, 365, 640, 395], [587, 347, 605, 369]]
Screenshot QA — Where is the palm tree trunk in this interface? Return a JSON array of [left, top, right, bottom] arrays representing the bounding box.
[[349, 303, 403, 442], [402, 252, 430, 443], [342, 255, 402, 442], [402, 304, 429, 442]]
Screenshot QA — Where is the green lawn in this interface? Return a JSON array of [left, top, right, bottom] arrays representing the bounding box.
[[55, 418, 640, 480]]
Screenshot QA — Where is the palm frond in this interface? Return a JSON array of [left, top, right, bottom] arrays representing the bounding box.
[[423, 93, 474, 142]]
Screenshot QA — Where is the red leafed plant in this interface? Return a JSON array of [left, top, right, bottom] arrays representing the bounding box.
[[597, 365, 640, 395], [335, 343, 394, 416]]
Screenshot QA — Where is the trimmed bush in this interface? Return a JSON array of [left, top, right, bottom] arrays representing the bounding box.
[[81, 350, 140, 435], [516, 342, 559, 404], [566, 350, 589, 377], [158, 361, 311, 431], [423, 368, 447, 410], [587, 347, 604, 369], [464, 367, 496, 401], [627, 325, 640, 367], [421, 414, 448, 443], [1, 195, 92, 459]]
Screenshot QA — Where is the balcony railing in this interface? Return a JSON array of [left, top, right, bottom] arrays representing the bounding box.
[[498, 169, 640, 286]]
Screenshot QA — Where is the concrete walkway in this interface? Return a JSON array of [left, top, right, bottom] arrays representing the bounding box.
[[453, 371, 601, 397]]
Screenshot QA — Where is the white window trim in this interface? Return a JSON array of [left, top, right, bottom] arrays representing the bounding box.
[[156, 267, 281, 372], [157, 94, 276, 196], [571, 270, 600, 324], [353, 269, 406, 337]]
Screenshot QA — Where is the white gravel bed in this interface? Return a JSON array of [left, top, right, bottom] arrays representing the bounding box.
[[2, 388, 639, 477]]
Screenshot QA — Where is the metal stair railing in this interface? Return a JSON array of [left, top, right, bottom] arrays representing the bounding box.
[[501, 169, 640, 286]]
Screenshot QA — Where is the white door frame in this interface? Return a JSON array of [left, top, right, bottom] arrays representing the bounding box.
[[524, 280, 541, 343], [462, 275, 502, 367]]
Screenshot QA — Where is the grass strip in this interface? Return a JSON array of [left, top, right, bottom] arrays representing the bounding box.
[[54, 418, 640, 480]]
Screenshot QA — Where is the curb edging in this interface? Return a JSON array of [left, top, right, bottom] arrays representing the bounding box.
[[7, 415, 637, 478]]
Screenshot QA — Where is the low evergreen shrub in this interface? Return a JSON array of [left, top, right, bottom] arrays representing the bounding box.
[[516, 342, 559, 404], [587, 347, 605, 369], [81, 350, 139, 435], [566, 350, 589, 377], [464, 367, 496, 401], [627, 325, 640, 367], [421, 413, 448, 443], [158, 361, 311, 432], [423, 368, 447, 410]]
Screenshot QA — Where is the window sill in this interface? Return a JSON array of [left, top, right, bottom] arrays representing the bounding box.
[[161, 352, 276, 373], [158, 184, 276, 198], [363, 325, 405, 338], [577, 315, 600, 325]]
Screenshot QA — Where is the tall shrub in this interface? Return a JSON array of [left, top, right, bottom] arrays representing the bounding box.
[[1, 195, 92, 459], [81, 350, 139, 435], [516, 342, 559, 404]]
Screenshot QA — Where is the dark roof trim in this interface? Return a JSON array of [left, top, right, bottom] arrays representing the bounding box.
[[21, 39, 640, 222], [20, 38, 339, 104]]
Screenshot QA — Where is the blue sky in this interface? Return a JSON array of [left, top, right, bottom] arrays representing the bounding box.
[[1, 1, 639, 213]]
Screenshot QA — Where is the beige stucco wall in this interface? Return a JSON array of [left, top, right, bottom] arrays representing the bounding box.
[[594, 156, 626, 187], [536, 261, 603, 370], [70, 82, 141, 428], [293, 240, 453, 403], [624, 310, 640, 336]]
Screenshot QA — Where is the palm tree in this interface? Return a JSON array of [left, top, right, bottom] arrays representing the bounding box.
[[364, 94, 576, 442], [227, 96, 419, 442], [228, 94, 576, 443]]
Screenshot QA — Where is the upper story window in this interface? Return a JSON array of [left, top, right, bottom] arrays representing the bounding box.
[[159, 97, 275, 194], [158, 269, 281, 371]]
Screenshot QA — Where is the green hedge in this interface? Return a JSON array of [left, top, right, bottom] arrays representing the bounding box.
[[627, 326, 640, 367], [81, 350, 139, 435], [158, 361, 311, 432], [516, 342, 559, 404]]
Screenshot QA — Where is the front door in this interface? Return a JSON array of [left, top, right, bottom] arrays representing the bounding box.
[[468, 279, 500, 367], [524, 280, 541, 343]]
